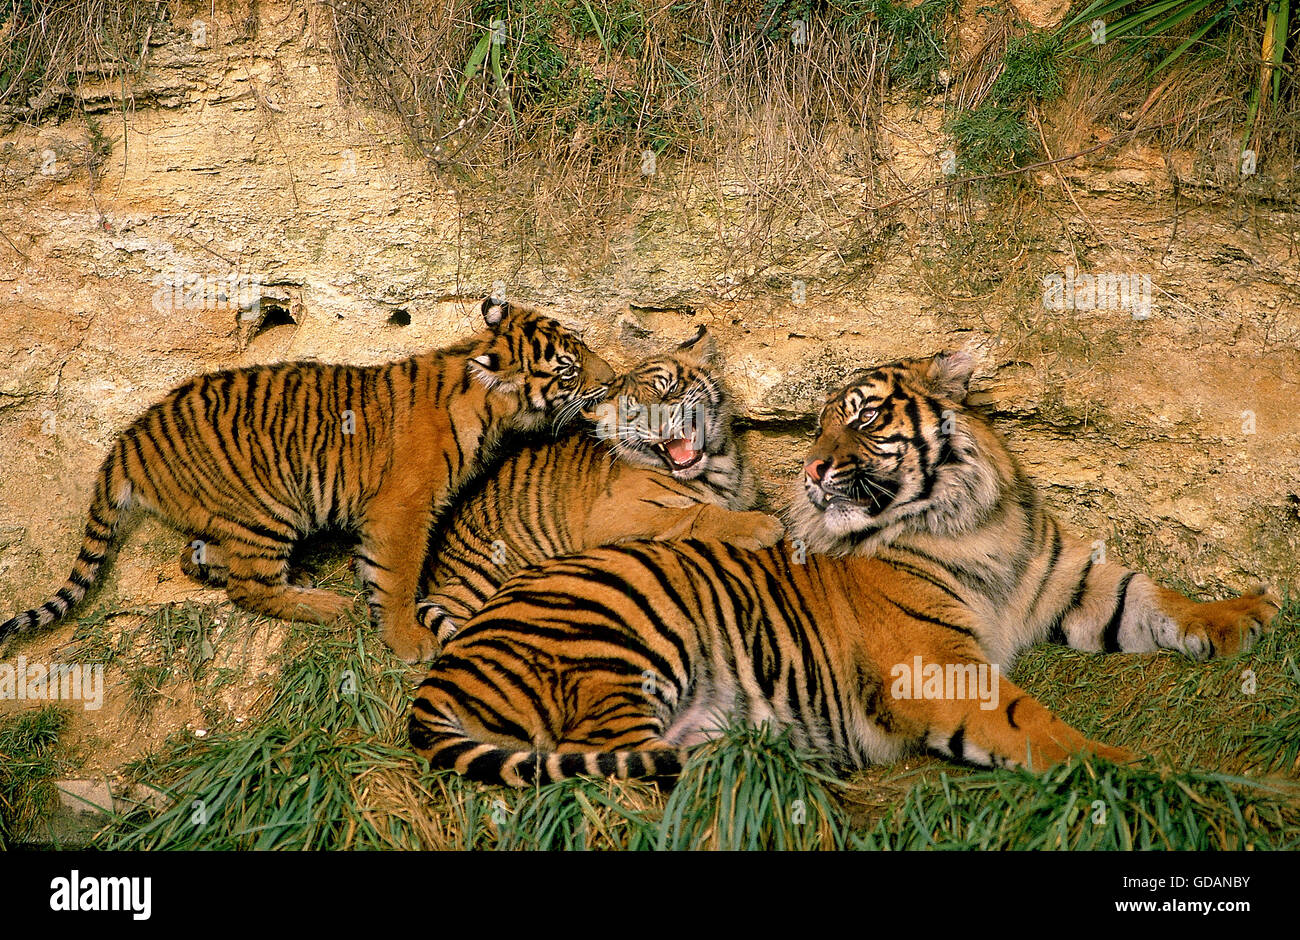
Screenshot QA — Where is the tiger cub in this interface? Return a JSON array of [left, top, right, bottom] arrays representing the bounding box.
[[1, 298, 613, 663], [414, 326, 783, 651], [408, 350, 1279, 785]]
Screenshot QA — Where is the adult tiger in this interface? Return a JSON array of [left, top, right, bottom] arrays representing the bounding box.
[[0, 298, 613, 662], [413, 326, 784, 650], [408, 350, 1279, 784]]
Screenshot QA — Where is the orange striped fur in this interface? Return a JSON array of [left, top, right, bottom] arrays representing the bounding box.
[[409, 351, 1278, 784], [415, 326, 783, 649], [2, 298, 613, 662]]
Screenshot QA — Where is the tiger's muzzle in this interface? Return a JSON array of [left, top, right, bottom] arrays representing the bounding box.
[[803, 459, 901, 515]]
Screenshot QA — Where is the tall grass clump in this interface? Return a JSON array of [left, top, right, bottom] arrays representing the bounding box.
[[102, 615, 424, 850], [658, 721, 847, 850], [857, 757, 1300, 850], [327, 0, 898, 280], [0, 706, 72, 848]]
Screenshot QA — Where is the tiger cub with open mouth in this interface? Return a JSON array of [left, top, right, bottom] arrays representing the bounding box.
[[412, 326, 783, 655]]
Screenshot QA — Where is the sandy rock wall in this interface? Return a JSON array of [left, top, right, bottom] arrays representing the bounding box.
[[2, 1, 1298, 616]]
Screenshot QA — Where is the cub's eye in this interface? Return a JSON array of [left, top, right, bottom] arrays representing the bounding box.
[[853, 409, 880, 430]]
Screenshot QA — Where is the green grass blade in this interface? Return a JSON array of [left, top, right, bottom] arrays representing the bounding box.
[[489, 29, 518, 131], [457, 31, 492, 104], [1146, 11, 1233, 77]]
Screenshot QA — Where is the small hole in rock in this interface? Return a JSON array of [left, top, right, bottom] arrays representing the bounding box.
[[251, 303, 296, 339], [387, 308, 411, 326]]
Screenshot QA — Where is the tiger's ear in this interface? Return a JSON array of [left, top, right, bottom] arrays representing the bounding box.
[[467, 350, 520, 391], [924, 350, 975, 402], [675, 325, 717, 366], [481, 296, 511, 329]]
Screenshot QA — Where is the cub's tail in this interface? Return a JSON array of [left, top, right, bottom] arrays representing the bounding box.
[[408, 702, 685, 787], [1, 446, 130, 644]]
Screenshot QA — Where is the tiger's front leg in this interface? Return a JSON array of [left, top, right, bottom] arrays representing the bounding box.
[[1048, 545, 1280, 660], [359, 492, 438, 663], [897, 670, 1137, 770], [658, 504, 786, 550], [589, 498, 785, 550]]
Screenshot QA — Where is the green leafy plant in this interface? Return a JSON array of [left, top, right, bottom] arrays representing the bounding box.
[[1061, 0, 1255, 77], [848, 0, 957, 90], [1241, 656, 1300, 773], [1059, 0, 1294, 157], [948, 32, 1064, 173], [493, 775, 661, 850]]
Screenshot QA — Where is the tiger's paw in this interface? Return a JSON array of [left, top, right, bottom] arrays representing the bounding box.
[[180, 541, 229, 586], [726, 512, 786, 550], [385, 621, 440, 664], [1088, 741, 1140, 766], [296, 589, 354, 622], [1178, 584, 1280, 660]]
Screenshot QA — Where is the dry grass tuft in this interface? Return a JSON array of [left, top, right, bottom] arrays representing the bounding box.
[[0, 0, 160, 120], [327, 1, 894, 286]]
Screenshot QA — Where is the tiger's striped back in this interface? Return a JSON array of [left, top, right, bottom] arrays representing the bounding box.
[[3, 358, 404, 637], [409, 538, 1113, 786]]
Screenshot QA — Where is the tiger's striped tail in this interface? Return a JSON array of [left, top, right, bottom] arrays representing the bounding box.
[[1, 447, 130, 643], [408, 707, 685, 787]]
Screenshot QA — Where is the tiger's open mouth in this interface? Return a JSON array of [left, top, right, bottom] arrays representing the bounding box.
[[806, 476, 899, 514], [653, 437, 703, 471]]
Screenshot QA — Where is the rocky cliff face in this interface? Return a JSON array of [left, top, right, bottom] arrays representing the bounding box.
[[2, 0, 1297, 625]]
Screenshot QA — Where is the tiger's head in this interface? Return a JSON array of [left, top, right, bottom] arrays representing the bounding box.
[[787, 350, 1013, 556], [467, 297, 615, 430], [586, 326, 739, 484]]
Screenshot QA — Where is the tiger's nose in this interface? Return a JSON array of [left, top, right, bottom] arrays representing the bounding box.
[[587, 354, 616, 385], [805, 458, 829, 483]]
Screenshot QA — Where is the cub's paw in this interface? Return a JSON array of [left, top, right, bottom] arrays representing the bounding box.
[[726, 512, 786, 550], [1180, 584, 1280, 660], [385, 621, 439, 664], [1088, 741, 1141, 766], [298, 589, 354, 622], [179, 542, 228, 586]]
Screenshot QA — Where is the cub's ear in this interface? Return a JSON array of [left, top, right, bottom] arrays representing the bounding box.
[[482, 296, 511, 328], [676, 325, 717, 366], [924, 349, 976, 402], [467, 351, 518, 391]]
